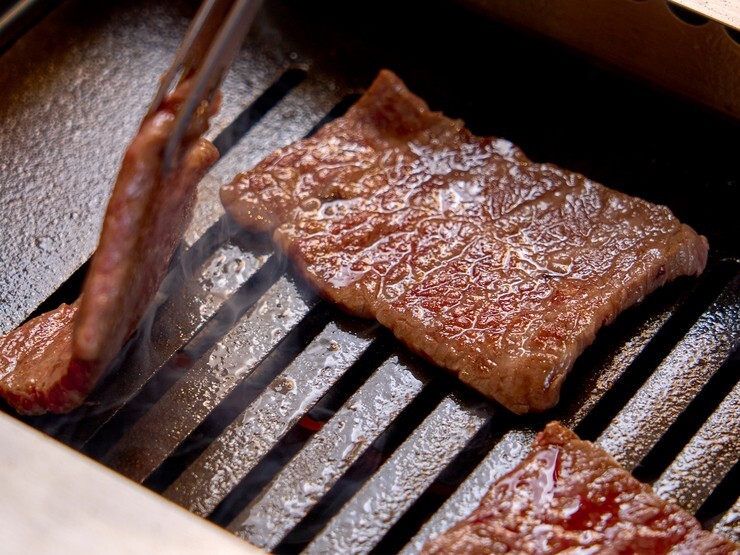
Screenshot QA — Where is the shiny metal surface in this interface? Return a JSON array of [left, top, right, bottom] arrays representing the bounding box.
[[104, 273, 316, 482], [597, 273, 740, 470], [164, 319, 377, 516], [306, 394, 492, 555], [654, 378, 740, 512], [227, 355, 429, 549]]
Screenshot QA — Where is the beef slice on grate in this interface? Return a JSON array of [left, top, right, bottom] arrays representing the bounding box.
[[0, 83, 219, 415], [421, 422, 739, 554], [220, 69, 708, 414]]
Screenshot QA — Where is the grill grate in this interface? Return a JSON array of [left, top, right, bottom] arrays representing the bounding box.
[[1, 0, 739, 553]]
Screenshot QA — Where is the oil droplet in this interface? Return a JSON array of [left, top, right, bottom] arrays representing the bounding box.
[[272, 378, 295, 395]]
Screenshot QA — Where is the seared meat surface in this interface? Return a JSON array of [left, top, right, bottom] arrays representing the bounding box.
[[0, 302, 78, 414], [0, 83, 218, 415], [221, 70, 708, 413], [422, 422, 738, 554]]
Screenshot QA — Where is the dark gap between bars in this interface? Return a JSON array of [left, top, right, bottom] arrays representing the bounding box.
[[22, 261, 89, 323], [274, 371, 458, 553], [80, 254, 288, 461], [212, 67, 307, 156], [632, 355, 740, 486], [575, 259, 740, 442], [205, 335, 398, 527], [142, 301, 338, 493], [697, 461, 740, 528]]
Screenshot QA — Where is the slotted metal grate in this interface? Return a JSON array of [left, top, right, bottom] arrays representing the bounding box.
[[1, 0, 739, 553]]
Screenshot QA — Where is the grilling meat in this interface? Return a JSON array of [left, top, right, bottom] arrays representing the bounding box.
[[0, 302, 79, 414], [0, 83, 219, 415], [422, 422, 738, 554], [221, 70, 708, 414]]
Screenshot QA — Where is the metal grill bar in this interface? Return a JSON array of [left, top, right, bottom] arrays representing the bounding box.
[[51, 236, 271, 446], [226, 356, 429, 550], [597, 272, 740, 470], [305, 394, 492, 555], [164, 320, 377, 515], [654, 378, 740, 512], [102, 272, 316, 482], [714, 497, 740, 543]]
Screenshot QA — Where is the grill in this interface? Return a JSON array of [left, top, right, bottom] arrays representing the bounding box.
[[1, 0, 739, 552]]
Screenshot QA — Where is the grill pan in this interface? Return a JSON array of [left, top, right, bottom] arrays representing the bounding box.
[[1, 0, 739, 552]]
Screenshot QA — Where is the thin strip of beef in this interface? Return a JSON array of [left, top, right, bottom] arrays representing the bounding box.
[[0, 84, 218, 415], [72, 84, 219, 380], [221, 70, 708, 414], [421, 422, 739, 554]]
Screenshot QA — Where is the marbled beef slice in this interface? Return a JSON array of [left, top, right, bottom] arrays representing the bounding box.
[[221, 69, 708, 414], [421, 422, 739, 554]]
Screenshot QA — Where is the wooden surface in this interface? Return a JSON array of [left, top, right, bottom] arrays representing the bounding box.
[[463, 0, 740, 121], [0, 412, 263, 555]]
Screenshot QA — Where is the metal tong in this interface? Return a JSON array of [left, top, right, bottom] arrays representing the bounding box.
[[147, 0, 263, 175]]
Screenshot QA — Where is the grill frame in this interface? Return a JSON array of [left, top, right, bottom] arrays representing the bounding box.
[[1, 0, 739, 552]]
